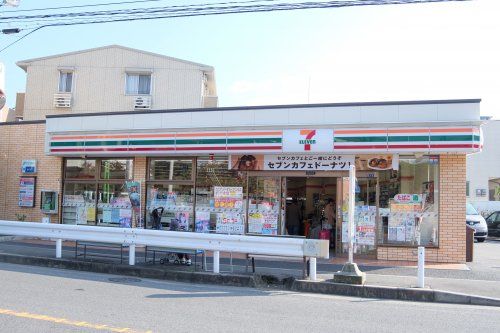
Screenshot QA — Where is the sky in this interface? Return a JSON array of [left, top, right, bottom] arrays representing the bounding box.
[[0, 0, 499, 118]]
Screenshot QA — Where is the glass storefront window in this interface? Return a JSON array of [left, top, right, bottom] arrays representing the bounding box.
[[149, 158, 193, 181], [195, 157, 247, 234], [378, 155, 439, 247], [65, 159, 96, 179], [100, 159, 133, 180], [97, 183, 131, 227], [62, 183, 96, 225], [146, 184, 194, 231], [248, 176, 280, 235]]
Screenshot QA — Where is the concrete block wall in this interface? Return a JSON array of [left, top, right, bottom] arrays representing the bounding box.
[[377, 154, 466, 263], [0, 122, 63, 223]]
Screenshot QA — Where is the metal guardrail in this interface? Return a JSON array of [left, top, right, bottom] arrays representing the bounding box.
[[0, 220, 329, 279]]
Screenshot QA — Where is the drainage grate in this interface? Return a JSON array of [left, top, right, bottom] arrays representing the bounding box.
[[108, 277, 142, 283]]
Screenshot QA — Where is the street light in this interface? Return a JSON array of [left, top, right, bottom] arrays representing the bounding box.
[[2, 28, 21, 34]]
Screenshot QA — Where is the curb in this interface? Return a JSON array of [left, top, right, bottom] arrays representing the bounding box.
[[292, 280, 500, 307], [0, 253, 256, 288], [0, 253, 499, 307]]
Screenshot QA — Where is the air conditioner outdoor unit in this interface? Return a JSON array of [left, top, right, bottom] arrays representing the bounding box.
[[53, 93, 71, 108], [134, 96, 151, 110]]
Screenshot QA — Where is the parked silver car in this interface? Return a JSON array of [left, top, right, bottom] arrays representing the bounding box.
[[466, 203, 488, 242]]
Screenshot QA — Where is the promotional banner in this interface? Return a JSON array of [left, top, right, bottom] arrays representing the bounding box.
[[213, 186, 243, 209], [230, 154, 354, 171], [264, 154, 354, 171], [355, 155, 398, 171], [216, 212, 244, 234], [18, 177, 36, 207]]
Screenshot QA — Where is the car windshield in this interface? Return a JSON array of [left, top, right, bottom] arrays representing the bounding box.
[[466, 203, 479, 215]]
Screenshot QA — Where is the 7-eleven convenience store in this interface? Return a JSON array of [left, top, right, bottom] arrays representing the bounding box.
[[0, 99, 482, 263]]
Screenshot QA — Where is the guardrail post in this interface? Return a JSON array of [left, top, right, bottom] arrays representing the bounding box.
[[309, 257, 317, 281], [55, 239, 62, 258], [213, 250, 220, 273], [129, 244, 136, 266], [417, 246, 425, 288]]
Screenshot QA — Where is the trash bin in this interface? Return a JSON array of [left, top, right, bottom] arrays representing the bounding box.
[[466, 225, 474, 262]]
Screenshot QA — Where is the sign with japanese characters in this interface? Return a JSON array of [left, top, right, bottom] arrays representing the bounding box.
[[283, 129, 333, 153], [213, 186, 243, 209], [18, 177, 36, 207], [394, 194, 422, 204], [263, 155, 354, 171]]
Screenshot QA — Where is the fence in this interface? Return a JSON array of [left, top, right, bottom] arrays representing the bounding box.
[[0, 220, 329, 280]]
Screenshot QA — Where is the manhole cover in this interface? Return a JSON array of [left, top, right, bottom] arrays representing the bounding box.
[[108, 277, 142, 283]]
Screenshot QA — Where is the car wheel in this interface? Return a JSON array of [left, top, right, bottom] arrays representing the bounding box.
[[477, 238, 486, 243]]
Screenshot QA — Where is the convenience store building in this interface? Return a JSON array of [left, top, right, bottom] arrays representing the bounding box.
[[0, 99, 482, 263]]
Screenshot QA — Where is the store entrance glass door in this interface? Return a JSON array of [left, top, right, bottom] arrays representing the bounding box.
[[337, 175, 379, 258]]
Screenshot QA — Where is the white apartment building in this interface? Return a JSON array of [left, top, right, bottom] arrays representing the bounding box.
[[15, 45, 217, 121], [467, 119, 500, 202]]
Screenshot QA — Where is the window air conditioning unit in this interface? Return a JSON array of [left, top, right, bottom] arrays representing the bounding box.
[[134, 96, 151, 110], [53, 93, 71, 108]]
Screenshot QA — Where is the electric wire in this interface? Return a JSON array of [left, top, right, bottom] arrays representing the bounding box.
[[0, 0, 472, 53]]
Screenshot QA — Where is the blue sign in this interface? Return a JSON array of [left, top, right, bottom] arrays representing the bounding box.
[[21, 160, 37, 174]]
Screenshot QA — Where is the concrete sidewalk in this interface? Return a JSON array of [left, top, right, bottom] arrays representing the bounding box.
[[1, 238, 499, 305]]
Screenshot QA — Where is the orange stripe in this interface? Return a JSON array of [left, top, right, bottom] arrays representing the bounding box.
[[429, 128, 473, 133], [128, 133, 175, 138], [176, 132, 227, 137], [387, 128, 429, 134], [226, 131, 282, 137], [335, 129, 387, 135]]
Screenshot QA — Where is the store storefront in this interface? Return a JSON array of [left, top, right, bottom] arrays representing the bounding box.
[[0, 100, 481, 263]]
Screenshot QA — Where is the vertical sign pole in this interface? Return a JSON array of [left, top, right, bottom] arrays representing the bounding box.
[[348, 165, 355, 264], [55, 239, 62, 258], [129, 244, 136, 266], [418, 246, 425, 288], [213, 250, 220, 273]]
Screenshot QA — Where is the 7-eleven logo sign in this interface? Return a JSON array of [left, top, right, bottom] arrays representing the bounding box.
[[283, 129, 333, 153], [299, 130, 317, 151]]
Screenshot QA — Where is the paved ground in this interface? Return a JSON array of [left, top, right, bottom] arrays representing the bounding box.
[[0, 262, 499, 333], [1, 237, 499, 299]]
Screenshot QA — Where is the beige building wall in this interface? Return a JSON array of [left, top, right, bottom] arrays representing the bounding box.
[[18, 46, 217, 121], [0, 122, 62, 223], [378, 154, 466, 263]]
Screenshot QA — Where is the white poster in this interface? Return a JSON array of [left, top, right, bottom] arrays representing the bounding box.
[[264, 154, 354, 171], [283, 129, 333, 153], [216, 212, 244, 234]]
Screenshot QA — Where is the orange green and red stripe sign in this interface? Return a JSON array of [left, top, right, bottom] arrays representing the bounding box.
[[48, 127, 481, 155], [49, 130, 283, 154]]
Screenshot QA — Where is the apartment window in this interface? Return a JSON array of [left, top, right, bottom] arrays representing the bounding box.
[[58, 71, 73, 93], [126, 73, 151, 95]]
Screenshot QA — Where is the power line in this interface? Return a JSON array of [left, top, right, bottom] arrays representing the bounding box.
[[0, 0, 166, 13], [0, 26, 42, 53], [0, 0, 473, 53]]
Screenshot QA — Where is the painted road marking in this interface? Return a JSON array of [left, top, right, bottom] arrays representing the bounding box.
[[0, 308, 152, 333]]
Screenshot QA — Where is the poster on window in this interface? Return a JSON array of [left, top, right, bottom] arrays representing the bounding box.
[[195, 211, 210, 233], [18, 177, 36, 207], [216, 212, 244, 234], [170, 212, 190, 231], [125, 181, 141, 228], [262, 213, 278, 235], [248, 212, 264, 233], [356, 208, 376, 246], [214, 186, 243, 209]]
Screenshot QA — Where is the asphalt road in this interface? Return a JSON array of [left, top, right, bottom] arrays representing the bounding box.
[[0, 262, 499, 333]]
